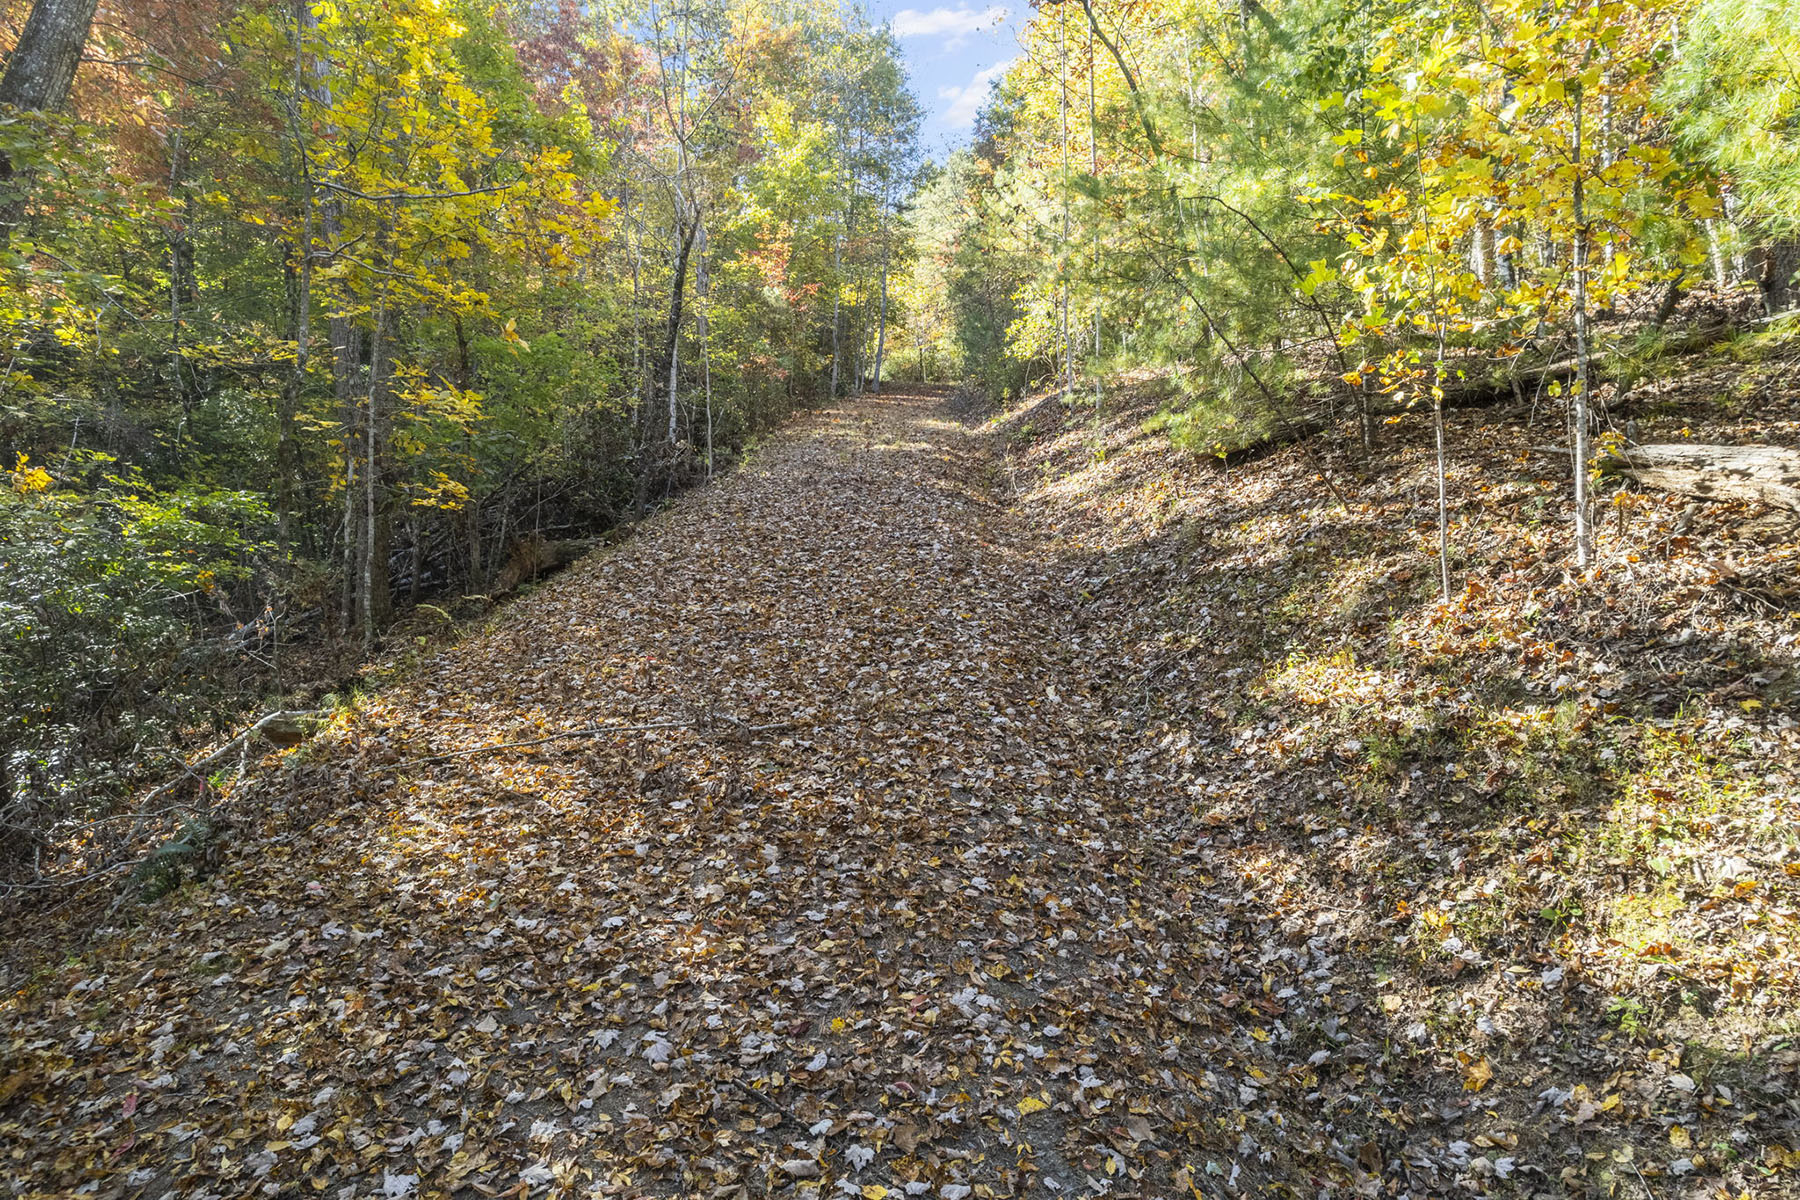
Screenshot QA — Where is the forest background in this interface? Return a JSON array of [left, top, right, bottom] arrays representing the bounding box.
[[0, 0, 923, 870], [3, 0, 1798, 888]]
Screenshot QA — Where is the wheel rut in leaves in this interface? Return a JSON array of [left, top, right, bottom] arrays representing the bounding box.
[[6, 390, 1386, 1197]]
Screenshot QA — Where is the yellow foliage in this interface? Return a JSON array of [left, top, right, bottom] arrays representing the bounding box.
[[10, 453, 51, 494]]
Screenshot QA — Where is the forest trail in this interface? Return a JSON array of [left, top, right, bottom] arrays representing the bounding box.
[[9, 390, 1431, 1198]]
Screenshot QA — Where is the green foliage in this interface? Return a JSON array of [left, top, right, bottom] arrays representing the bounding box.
[[906, 0, 1771, 444], [1145, 363, 1295, 458], [131, 815, 221, 901], [0, 0, 923, 862], [908, 151, 1033, 401], [0, 478, 272, 838], [1664, 0, 1800, 239]]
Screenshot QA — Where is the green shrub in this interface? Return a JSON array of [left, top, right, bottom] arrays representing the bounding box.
[[0, 474, 274, 862]]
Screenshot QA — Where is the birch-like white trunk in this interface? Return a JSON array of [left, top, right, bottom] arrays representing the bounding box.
[[1571, 88, 1593, 569], [872, 197, 890, 395]]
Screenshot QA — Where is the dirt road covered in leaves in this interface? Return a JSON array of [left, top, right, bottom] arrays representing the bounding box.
[[3, 392, 1622, 1197]]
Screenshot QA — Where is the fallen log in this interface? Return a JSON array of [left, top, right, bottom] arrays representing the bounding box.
[[1203, 320, 1741, 467], [1598, 443, 1800, 511], [493, 534, 597, 594]]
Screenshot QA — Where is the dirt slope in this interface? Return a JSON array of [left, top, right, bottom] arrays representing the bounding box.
[[995, 365, 1800, 1199], [1, 387, 1795, 1199]]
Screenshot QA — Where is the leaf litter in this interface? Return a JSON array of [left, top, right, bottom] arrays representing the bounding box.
[[2, 388, 1797, 1199]]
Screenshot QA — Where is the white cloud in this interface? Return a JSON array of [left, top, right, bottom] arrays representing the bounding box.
[[893, 6, 1009, 39], [938, 59, 1014, 129]]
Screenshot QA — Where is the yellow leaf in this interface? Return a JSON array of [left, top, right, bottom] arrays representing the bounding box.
[[1018, 1095, 1049, 1115], [1462, 1056, 1494, 1092], [862, 1188, 888, 1199], [10, 453, 51, 493], [1764, 1143, 1800, 1171]]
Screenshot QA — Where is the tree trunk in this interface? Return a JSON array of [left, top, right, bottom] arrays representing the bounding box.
[[332, 318, 362, 632], [1704, 219, 1729, 289], [450, 312, 482, 591], [1058, 3, 1071, 395], [831, 153, 856, 400], [167, 133, 197, 419], [0, 0, 99, 245], [275, 3, 315, 562], [696, 215, 714, 476], [290, 0, 368, 633], [1571, 88, 1593, 569], [1722, 187, 1752, 284], [872, 204, 890, 396], [627, 183, 644, 430], [1432, 359, 1451, 601], [828, 239, 842, 400], [660, 210, 697, 444], [361, 294, 394, 645], [1088, 21, 1101, 413], [1358, 378, 1375, 454], [1758, 237, 1800, 315], [278, 235, 307, 559], [0, 0, 97, 112], [408, 513, 423, 605]]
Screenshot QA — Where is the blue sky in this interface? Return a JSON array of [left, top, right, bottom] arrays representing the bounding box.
[[865, 3, 1024, 154]]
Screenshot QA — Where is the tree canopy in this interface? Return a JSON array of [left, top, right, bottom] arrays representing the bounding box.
[[0, 0, 919, 838]]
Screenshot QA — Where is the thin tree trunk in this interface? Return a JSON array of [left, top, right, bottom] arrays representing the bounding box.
[[1411, 123, 1452, 600], [1723, 188, 1751, 283], [338, 322, 360, 632], [327, 273, 359, 631], [167, 132, 195, 420], [1433, 371, 1451, 601], [362, 292, 394, 644], [289, 0, 368, 633], [667, 294, 682, 443], [1089, 24, 1101, 412], [449, 312, 482, 591], [661, 210, 697, 444], [628, 182, 644, 430], [1704, 219, 1729, 289], [278, 216, 309, 559], [1072, 0, 1162, 157], [697, 216, 713, 476], [1571, 89, 1593, 569], [832, 138, 858, 400], [828, 234, 842, 400], [277, 6, 315, 563], [408, 513, 423, 605], [1359, 378, 1375, 454], [872, 199, 890, 396], [1059, 3, 1071, 395]]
